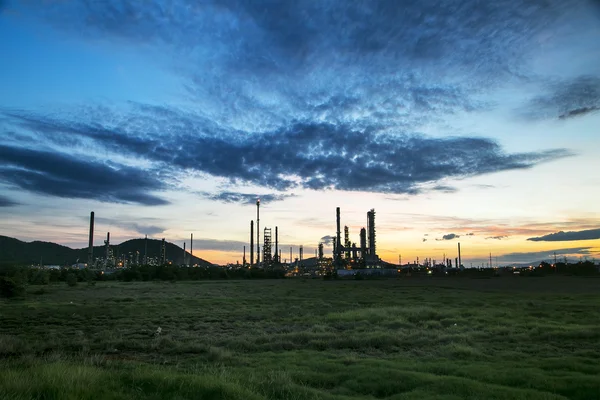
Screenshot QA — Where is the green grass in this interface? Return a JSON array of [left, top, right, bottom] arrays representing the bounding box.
[[1, 277, 599, 399]]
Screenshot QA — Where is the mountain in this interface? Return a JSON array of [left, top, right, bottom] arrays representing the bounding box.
[[0, 236, 213, 267]]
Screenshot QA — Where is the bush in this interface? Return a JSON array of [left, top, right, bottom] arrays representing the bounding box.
[[0, 277, 25, 298], [66, 273, 78, 287], [29, 269, 50, 285]]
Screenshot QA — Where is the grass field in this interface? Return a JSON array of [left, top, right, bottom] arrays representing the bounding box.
[[1, 277, 599, 399]]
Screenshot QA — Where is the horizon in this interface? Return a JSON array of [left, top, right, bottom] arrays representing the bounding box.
[[3, 230, 598, 267], [1, 1, 599, 265]]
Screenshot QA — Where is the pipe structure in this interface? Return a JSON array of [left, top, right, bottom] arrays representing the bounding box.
[[458, 242, 461, 268], [250, 220, 254, 268], [88, 211, 94, 267], [191, 233, 193, 264], [360, 228, 367, 257], [256, 199, 260, 266], [367, 209, 376, 258], [144, 234, 148, 265], [243, 246, 246, 267]]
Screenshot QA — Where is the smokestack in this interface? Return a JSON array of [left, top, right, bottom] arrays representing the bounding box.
[[256, 199, 260, 265], [183, 242, 186, 265], [290, 246, 292, 265], [161, 238, 166, 265], [144, 234, 148, 265], [104, 232, 110, 269], [336, 207, 341, 261], [458, 242, 461, 268], [243, 245, 246, 266], [275, 226, 278, 263], [88, 211, 94, 267], [191, 233, 193, 264], [250, 220, 254, 268]]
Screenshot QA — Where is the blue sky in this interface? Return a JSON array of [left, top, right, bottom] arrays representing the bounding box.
[[1, 0, 599, 265]]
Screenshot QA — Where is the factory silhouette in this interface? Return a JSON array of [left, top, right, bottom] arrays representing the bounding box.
[[83, 200, 477, 278]]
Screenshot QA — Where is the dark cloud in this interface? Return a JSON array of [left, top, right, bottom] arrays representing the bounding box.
[[200, 191, 294, 205], [559, 106, 600, 120], [500, 247, 596, 263], [437, 233, 460, 241], [466, 233, 475, 236], [422, 238, 428, 242], [0, 194, 19, 207], [486, 235, 508, 240], [93, 217, 166, 236], [0, 144, 168, 205], [22, 0, 575, 78], [3, 109, 573, 196], [432, 185, 458, 193], [187, 238, 247, 252], [527, 228, 600, 242], [525, 76, 600, 120], [320, 235, 334, 246]]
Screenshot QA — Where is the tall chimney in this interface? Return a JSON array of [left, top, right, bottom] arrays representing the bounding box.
[[104, 232, 110, 268], [144, 234, 148, 265], [256, 199, 260, 265], [191, 233, 193, 264], [275, 226, 279, 263], [250, 220, 254, 268], [458, 242, 461, 269], [336, 207, 341, 261], [88, 211, 94, 267], [183, 242, 186, 265], [243, 245, 246, 266]]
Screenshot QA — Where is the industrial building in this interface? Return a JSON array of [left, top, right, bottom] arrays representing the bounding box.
[[333, 207, 380, 268]]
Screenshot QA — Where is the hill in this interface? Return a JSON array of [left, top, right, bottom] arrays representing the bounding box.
[[0, 235, 213, 267]]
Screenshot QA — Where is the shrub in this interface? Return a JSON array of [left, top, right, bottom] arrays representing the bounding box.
[[0, 277, 25, 298], [66, 273, 78, 287]]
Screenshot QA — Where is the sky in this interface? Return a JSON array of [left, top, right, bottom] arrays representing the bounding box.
[[1, 0, 599, 266]]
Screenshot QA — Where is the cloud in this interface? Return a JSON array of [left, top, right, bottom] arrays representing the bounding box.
[[466, 233, 475, 236], [3, 109, 573, 196], [92, 217, 166, 236], [432, 185, 458, 193], [524, 76, 600, 120], [499, 247, 596, 263], [0, 194, 19, 207], [486, 235, 508, 240], [0, 144, 168, 205], [186, 238, 247, 252], [437, 233, 460, 241], [422, 238, 427, 242], [200, 191, 294, 205], [320, 235, 334, 246], [10, 0, 588, 135], [559, 106, 600, 120], [527, 228, 600, 242]]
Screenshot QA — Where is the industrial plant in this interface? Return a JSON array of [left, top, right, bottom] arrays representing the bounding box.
[[35, 202, 591, 278]]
